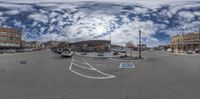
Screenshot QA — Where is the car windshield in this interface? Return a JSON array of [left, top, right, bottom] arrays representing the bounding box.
[[0, 0, 200, 99], [63, 49, 69, 51]]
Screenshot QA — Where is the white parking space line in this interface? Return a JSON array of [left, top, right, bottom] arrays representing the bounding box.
[[81, 57, 116, 77], [72, 59, 95, 70], [109, 58, 130, 62], [68, 57, 116, 79], [109, 58, 142, 62], [73, 59, 89, 65]]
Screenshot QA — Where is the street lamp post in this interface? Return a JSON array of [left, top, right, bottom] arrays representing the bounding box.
[[199, 27, 200, 52], [139, 30, 142, 59], [109, 33, 111, 52]]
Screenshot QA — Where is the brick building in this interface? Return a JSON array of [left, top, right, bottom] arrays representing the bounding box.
[[0, 28, 21, 49], [171, 33, 200, 52]]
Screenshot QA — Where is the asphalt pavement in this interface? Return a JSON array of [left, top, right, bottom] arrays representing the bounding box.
[[0, 49, 200, 99]]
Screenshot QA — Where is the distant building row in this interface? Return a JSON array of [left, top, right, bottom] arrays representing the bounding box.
[[1, 27, 149, 52]]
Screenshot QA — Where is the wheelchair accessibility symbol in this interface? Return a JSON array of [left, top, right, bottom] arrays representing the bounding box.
[[119, 63, 135, 68]]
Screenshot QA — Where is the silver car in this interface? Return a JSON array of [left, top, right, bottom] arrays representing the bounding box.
[[61, 49, 73, 57]]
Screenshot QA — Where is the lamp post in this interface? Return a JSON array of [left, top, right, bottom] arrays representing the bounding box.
[[139, 30, 142, 59], [109, 33, 111, 52], [199, 27, 200, 52]]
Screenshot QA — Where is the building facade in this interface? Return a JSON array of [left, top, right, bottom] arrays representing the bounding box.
[[70, 40, 111, 52], [42, 41, 61, 49], [30, 41, 41, 50], [0, 28, 21, 49], [183, 33, 200, 51], [171, 33, 200, 52], [21, 40, 32, 48]]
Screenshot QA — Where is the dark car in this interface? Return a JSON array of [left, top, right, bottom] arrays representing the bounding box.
[[16, 49, 25, 53], [112, 50, 119, 55], [195, 48, 200, 53], [0, 50, 4, 54], [57, 48, 63, 54]]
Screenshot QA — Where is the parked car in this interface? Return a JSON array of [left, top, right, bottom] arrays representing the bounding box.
[[61, 49, 73, 57], [51, 48, 58, 53], [16, 49, 25, 53], [179, 50, 185, 53], [118, 49, 126, 53], [24, 49, 32, 52], [112, 50, 119, 55], [4, 49, 16, 53], [81, 52, 87, 55], [186, 50, 193, 54], [57, 48, 63, 54], [195, 48, 200, 53], [0, 50, 4, 54], [166, 48, 172, 52]]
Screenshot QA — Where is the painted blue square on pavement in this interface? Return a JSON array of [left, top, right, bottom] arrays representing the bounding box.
[[119, 63, 135, 68]]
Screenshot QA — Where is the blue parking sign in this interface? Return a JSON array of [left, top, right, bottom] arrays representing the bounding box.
[[119, 63, 135, 68]]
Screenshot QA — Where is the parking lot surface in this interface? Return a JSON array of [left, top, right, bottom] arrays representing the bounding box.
[[0, 49, 200, 99]]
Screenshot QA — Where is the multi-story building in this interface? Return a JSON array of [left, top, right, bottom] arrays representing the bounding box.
[[30, 41, 41, 50], [0, 28, 21, 49], [183, 33, 200, 51], [21, 40, 32, 48], [171, 33, 200, 52], [171, 35, 184, 52]]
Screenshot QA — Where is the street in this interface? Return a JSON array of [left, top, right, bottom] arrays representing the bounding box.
[[0, 50, 200, 99]]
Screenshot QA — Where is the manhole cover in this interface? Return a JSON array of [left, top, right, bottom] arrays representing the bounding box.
[[20, 61, 27, 64]]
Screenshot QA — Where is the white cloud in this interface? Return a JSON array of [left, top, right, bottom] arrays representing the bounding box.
[[49, 12, 58, 18], [134, 7, 149, 14], [178, 11, 195, 21], [40, 33, 67, 42], [13, 20, 22, 26], [0, 0, 199, 47], [5, 10, 20, 15], [28, 13, 49, 23], [63, 12, 117, 41], [101, 19, 159, 47], [193, 11, 200, 16], [169, 2, 200, 14], [0, 0, 196, 5]]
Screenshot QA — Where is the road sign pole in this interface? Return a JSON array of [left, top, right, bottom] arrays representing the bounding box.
[[110, 33, 111, 52], [139, 30, 142, 59]]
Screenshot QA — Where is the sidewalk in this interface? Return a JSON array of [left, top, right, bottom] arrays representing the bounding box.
[[172, 52, 200, 56]]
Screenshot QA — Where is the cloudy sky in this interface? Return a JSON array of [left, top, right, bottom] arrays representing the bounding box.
[[0, 0, 200, 47]]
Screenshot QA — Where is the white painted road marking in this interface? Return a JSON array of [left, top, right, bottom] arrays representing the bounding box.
[[119, 63, 135, 69], [69, 57, 116, 79], [109, 58, 142, 62]]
